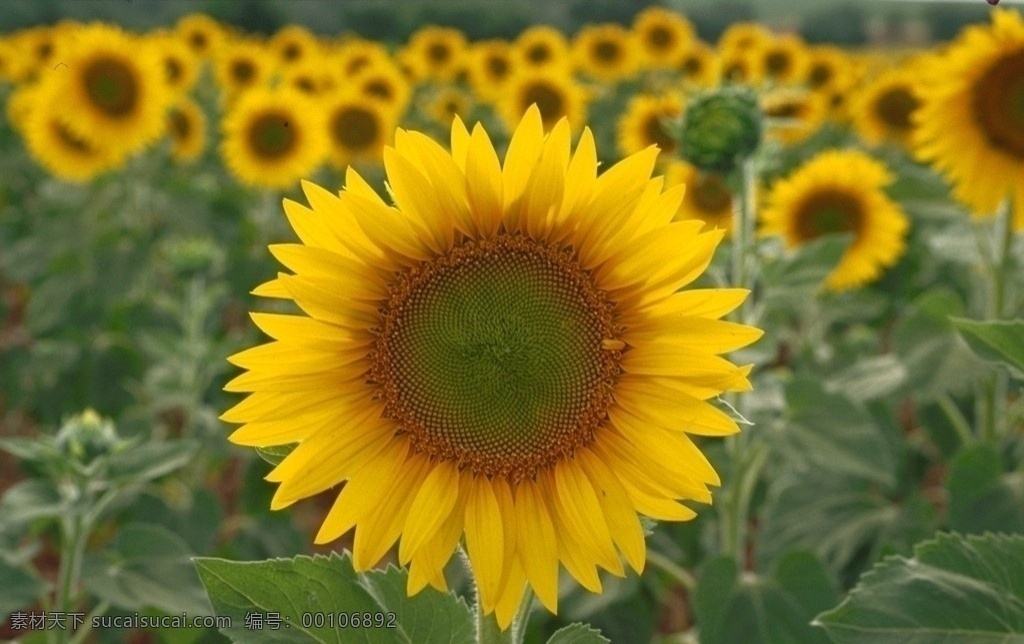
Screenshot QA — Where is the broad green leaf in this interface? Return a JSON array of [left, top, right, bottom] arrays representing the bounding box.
[[776, 378, 895, 487], [950, 318, 1024, 378], [694, 552, 836, 644], [947, 444, 1024, 534], [892, 290, 981, 400], [0, 558, 49, 616], [761, 233, 852, 300], [105, 439, 198, 484], [82, 523, 211, 616], [824, 354, 907, 402], [0, 437, 58, 463], [815, 532, 1024, 643], [547, 623, 611, 644], [195, 552, 474, 644], [0, 479, 66, 533], [255, 443, 297, 467]]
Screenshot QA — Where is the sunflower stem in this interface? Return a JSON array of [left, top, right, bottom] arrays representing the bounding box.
[[979, 199, 1014, 443], [646, 549, 696, 591], [459, 546, 515, 644]]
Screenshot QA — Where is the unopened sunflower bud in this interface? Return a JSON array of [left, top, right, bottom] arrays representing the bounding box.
[[678, 87, 762, 173], [55, 409, 121, 464]]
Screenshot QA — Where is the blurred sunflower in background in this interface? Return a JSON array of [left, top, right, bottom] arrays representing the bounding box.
[[676, 41, 719, 87], [220, 86, 325, 189], [854, 68, 921, 149], [804, 45, 854, 93], [151, 31, 200, 97], [913, 8, 1024, 229], [573, 23, 639, 83], [763, 88, 827, 145], [466, 39, 515, 102], [759, 34, 809, 86], [719, 45, 763, 86], [351, 61, 412, 115], [334, 38, 391, 79], [514, 26, 571, 70], [426, 87, 474, 126], [403, 26, 468, 82], [56, 23, 170, 158], [269, 24, 321, 68], [665, 161, 735, 234], [167, 98, 206, 163], [617, 93, 683, 162], [224, 105, 761, 629], [323, 91, 395, 168], [631, 6, 694, 69], [176, 12, 225, 60], [762, 149, 909, 291], [214, 39, 275, 99], [500, 67, 587, 131]]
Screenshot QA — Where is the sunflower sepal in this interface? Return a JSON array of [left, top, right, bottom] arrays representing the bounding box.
[[254, 443, 297, 467]]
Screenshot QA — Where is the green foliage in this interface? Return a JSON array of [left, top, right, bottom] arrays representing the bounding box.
[[815, 533, 1024, 643], [545, 624, 610, 644], [947, 444, 1024, 534], [194, 552, 474, 643], [950, 318, 1024, 378]]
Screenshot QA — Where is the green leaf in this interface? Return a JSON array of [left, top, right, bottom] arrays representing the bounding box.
[[82, 523, 211, 616], [815, 532, 1024, 643], [950, 318, 1024, 378], [0, 437, 59, 463], [824, 354, 907, 403], [0, 479, 66, 533], [255, 443, 297, 467], [777, 378, 895, 487], [947, 444, 1024, 534], [694, 552, 837, 644], [761, 233, 852, 300], [105, 439, 199, 484], [195, 552, 474, 644], [547, 623, 611, 644], [0, 557, 49, 616]]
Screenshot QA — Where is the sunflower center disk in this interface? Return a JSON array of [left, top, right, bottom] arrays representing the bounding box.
[[248, 112, 295, 159], [83, 57, 137, 117], [875, 88, 918, 132], [972, 49, 1024, 158], [796, 189, 863, 241], [332, 107, 379, 150], [373, 235, 620, 481]]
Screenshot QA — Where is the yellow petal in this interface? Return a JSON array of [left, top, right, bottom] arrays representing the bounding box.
[[493, 558, 528, 630], [399, 460, 461, 563], [383, 146, 452, 254], [514, 480, 559, 613], [548, 461, 623, 576], [464, 476, 506, 612], [450, 115, 471, 171], [465, 123, 504, 237], [268, 244, 386, 301], [613, 376, 740, 436], [251, 277, 291, 299], [521, 119, 569, 240], [577, 449, 647, 574], [502, 104, 544, 216], [353, 454, 431, 571], [249, 312, 369, 348]]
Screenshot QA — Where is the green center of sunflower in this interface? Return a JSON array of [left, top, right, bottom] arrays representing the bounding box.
[[795, 189, 863, 241], [522, 82, 565, 127], [593, 40, 621, 64], [693, 172, 732, 213], [372, 235, 621, 480], [331, 105, 379, 150], [247, 111, 295, 159], [644, 113, 677, 153], [83, 57, 138, 117], [971, 49, 1024, 159], [647, 26, 674, 50], [874, 86, 918, 133]]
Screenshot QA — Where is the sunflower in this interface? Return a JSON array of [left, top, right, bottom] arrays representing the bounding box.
[[467, 39, 515, 102], [632, 6, 695, 69], [167, 97, 206, 163], [499, 68, 588, 132], [352, 61, 412, 115], [58, 24, 170, 157], [514, 26, 571, 70], [402, 26, 468, 82], [676, 41, 720, 87], [719, 45, 763, 86], [214, 39, 275, 98], [804, 45, 854, 92], [22, 82, 125, 182], [323, 92, 395, 168], [718, 22, 770, 53], [758, 34, 809, 86], [176, 13, 225, 59], [572, 24, 639, 83], [282, 59, 335, 96], [853, 68, 920, 149], [11, 26, 58, 79], [426, 88, 474, 126], [913, 9, 1024, 228], [334, 38, 392, 78], [223, 105, 761, 629], [762, 88, 827, 146], [269, 25, 321, 67], [617, 94, 683, 161], [221, 86, 326, 189], [665, 161, 734, 234], [150, 31, 200, 96], [761, 149, 908, 291]]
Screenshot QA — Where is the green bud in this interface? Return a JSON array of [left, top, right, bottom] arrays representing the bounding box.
[[162, 236, 222, 276], [55, 409, 121, 464], [678, 86, 763, 173]]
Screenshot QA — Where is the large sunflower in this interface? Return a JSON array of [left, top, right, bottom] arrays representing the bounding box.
[[853, 68, 921, 149], [223, 106, 761, 628], [913, 8, 1024, 228], [220, 87, 326, 189], [499, 68, 588, 132], [58, 24, 171, 157], [761, 149, 909, 291]]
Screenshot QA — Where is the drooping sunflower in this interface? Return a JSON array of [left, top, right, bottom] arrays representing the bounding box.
[[22, 83, 126, 182], [167, 97, 206, 163], [220, 86, 326, 189], [572, 23, 639, 83], [223, 105, 761, 628], [466, 39, 515, 102], [616, 94, 683, 161], [514, 26, 571, 70], [499, 68, 588, 132], [402, 26, 468, 82], [214, 39, 275, 98], [913, 8, 1024, 228], [665, 161, 735, 234], [853, 68, 921, 149], [176, 13, 225, 59], [632, 6, 695, 69], [761, 149, 908, 291], [322, 92, 395, 168], [58, 24, 171, 157]]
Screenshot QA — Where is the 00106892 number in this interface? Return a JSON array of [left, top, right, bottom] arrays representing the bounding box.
[[300, 612, 397, 629]]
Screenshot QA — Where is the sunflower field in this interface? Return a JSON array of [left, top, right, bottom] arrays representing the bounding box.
[[1, 1, 1023, 642]]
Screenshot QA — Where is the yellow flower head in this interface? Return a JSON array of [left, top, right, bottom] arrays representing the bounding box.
[[499, 68, 588, 132], [167, 97, 206, 163], [402, 26, 468, 82], [617, 93, 684, 161], [323, 91, 396, 168], [632, 6, 695, 68], [854, 68, 921, 149], [572, 23, 639, 83], [513, 26, 571, 70], [224, 106, 761, 629]]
